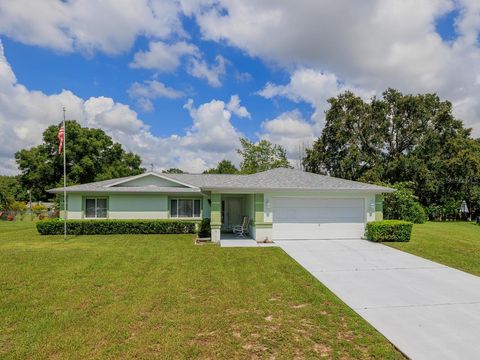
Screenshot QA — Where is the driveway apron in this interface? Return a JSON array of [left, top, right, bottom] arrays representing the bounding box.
[[276, 239, 480, 360]]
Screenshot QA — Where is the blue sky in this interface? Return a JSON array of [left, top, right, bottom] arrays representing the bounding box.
[[2, 31, 298, 137], [1, 13, 314, 138], [0, 1, 478, 174]]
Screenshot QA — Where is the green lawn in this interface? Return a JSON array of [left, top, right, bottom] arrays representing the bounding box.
[[0, 222, 402, 359], [387, 221, 480, 276]]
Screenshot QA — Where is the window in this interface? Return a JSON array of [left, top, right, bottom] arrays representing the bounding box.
[[85, 198, 108, 218], [170, 199, 201, 218]]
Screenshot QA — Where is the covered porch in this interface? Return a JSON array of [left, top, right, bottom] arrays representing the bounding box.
[[209, 192, 272, 243]]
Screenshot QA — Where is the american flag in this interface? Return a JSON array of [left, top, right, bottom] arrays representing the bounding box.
[[58, 125, 65, 154]]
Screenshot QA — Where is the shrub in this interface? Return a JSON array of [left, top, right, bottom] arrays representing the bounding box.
[[383, 183, 427, 224], [9, 201, 27, 213], [197, 218, 211, 238], [32, 203, 47, 214], [37, 219, 199, 235], [366, 220, 413, 242]]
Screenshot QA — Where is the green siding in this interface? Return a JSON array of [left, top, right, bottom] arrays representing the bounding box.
[[64, 194, 82, 219], [203, 195, 211, 218], [254, 193, 264, 224], [375, 194, 383, 221], [118, 174, 185, 187], [210, 193, 221, 227], [110, 194, 166, 212]]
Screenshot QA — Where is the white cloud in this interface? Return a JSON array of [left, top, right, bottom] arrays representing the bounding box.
[[0, 41, 246, 174], [84, 97, 145, 133], [130, 41, 199, 72], [189, 0, 480, 133], [258, 110, 316, 166], [187, 55, 227, 87], [259, 68, 374, 125], [0, 0, 182, 55], [182, 98, 243, 153], [226, 95, 250, 118], [128, 80, 184, 112]]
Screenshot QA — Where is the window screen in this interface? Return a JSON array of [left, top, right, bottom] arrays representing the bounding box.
[[97, 199, 107, 218], [85, 199, 96, 218], [85, 198, 107, 218], [194, 199, 201, 217], [170, 199, 201, 218]]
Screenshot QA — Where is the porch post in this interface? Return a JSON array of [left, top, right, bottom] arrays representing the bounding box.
[[375, 194, 383, 221], [210, 193, 221, 243], [253, 193, 273, 242]]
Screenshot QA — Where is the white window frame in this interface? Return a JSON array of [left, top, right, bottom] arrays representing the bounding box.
[[84, 197, 108, 219], [170, 198, 201, 218]]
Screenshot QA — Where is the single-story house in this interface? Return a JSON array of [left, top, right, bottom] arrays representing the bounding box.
[[48, 167, 393, 242]]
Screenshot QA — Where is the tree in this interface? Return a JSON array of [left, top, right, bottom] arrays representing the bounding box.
[[203, 160, 238, 174], [162, 168, 184, 174], [15, 120, 145, 200], [0, 181, 13, 211], [237, 138, 291, 174], [0, 176, 26, 210], [304, 91, 384, 181], [303, 89, 480, 218], [383, 183, 427, 224]]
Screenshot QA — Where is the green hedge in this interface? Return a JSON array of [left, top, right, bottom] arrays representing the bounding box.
[[197, 218, 211, 237], [365, 220, 413, 242], [36, 219, 198, 235]]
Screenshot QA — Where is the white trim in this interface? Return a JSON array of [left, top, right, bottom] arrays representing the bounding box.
[[105, 172, 198, 189]]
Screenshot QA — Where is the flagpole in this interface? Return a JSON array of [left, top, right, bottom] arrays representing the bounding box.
[[63, 107, 67, 241]]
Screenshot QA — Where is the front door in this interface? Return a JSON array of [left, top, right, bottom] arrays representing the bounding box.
[[225, 198, 242, 229]]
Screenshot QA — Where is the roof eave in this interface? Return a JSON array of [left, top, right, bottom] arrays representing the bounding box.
[[202, 187, 394, 193], [105, 171, 199, 189], [47, 189, 203, 194]]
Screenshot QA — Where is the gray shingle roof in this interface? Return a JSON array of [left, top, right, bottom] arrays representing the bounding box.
[[48, 168, 392, 194], [168, 168, 393, 192]]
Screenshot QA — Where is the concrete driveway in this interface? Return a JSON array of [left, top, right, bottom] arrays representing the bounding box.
[[276, 239, 480, 360]]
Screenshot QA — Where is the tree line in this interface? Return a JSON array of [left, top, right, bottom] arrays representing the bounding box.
[[2, 88, 479, 220], [303, 89, 480, 220]]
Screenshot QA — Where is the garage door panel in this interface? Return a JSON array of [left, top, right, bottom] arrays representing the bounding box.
[[272, 197, 365, 240], [273, 223, 365, 240], [275, 209, 363, 222]]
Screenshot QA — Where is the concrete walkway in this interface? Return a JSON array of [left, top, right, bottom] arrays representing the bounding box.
[[276, 239, 480, 360]]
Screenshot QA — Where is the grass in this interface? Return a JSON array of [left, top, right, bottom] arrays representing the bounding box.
[[0, 222, 402, 359], [387, 221, 480, 276]]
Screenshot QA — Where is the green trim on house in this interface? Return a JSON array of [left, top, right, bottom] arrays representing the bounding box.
[[253, 222, 272, 229], [254, 193, 264, 224], [210, 193, 222, 226], [375, 194, 383, 221]]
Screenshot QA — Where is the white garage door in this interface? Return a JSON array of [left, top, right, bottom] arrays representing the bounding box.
[[272, 197, 365, 240]]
